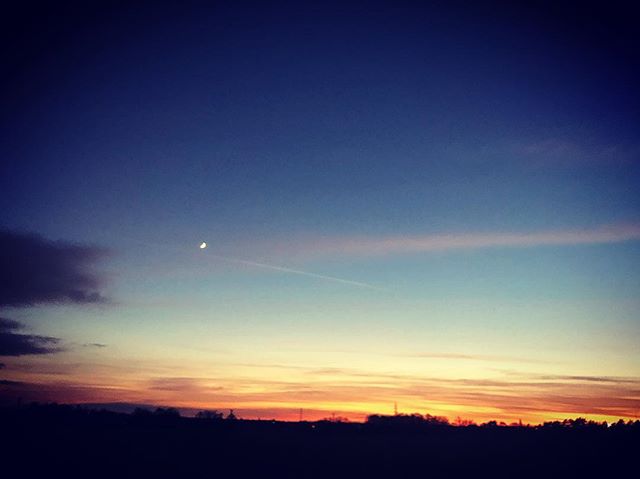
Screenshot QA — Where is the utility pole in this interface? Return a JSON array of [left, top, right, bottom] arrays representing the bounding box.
[[299, 408, 303, 422], [394, 402, 398, 416]]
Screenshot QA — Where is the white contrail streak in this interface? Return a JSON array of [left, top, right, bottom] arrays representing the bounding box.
[[206, 253, 383, 291], [118, 237, 382, 290]]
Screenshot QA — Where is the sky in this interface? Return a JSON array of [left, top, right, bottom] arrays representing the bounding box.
[[1, 1, 639, 423]]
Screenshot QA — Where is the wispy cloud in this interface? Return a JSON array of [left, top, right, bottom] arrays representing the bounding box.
[[403, 352, 555, 365], [508, 139, 640, 167], [289, 223, 640, 258], [148, 377, 223, 393]]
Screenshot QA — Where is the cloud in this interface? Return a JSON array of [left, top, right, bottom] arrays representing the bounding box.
[[147, 377, 224, 395], [538, 374, 640, 384], [0, 380, 135, 406], [405, 352, 555, 365], [148, 377, 208, 392], [0, 317, 61, 356], [509, 139, 640, 167], [291, 223, 640, 258], [0, 363, 5, 369], [83, 343, 107, 348], [0, 379, 24, 386], [0, 230, 109, 307]]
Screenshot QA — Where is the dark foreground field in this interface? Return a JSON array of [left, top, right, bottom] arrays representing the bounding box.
[[2, 405, 638, 478]]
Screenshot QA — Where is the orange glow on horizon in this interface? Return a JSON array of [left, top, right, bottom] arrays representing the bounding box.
[[3, 348, 639, 426], [2, 375, 638, 426]]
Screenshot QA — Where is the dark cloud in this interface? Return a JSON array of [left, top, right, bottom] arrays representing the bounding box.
[[0, 317, 22, 330], [0, 230, 109, 307], [0, 363, 6, 369], [0, 317, 61, 356], [83, 343, 107, 348], [0, 379, 24, 386]]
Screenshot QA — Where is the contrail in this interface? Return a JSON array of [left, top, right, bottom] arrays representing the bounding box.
[[118, 236, 383, 291], [206, 253, 384, 291]]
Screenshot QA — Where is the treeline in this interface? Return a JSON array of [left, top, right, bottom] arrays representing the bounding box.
[[366, 412, 640, 430], [3, 402, 639, 431]]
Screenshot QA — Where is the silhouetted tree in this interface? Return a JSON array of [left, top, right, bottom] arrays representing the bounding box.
[[482, 420, 499, 428], [424, 414, 449, 425], [323, 415, 349, 423], [154, 407, 180, 418], [366, 413, 449, 431], [454, 416, 476, 426], [132, 407, 152, 418], [195, 410, 223, 420]]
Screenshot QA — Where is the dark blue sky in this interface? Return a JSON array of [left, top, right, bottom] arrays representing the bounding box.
[[2, 1, 639, 242]]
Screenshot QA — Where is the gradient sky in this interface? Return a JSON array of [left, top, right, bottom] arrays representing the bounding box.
[[1, 1, 639, 423]]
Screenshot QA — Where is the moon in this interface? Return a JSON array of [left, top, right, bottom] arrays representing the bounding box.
[[199, 242, 207, 249]]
